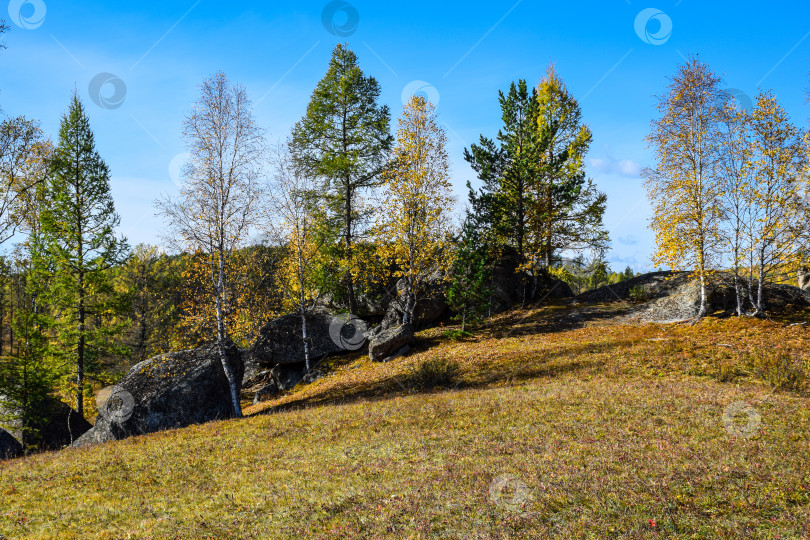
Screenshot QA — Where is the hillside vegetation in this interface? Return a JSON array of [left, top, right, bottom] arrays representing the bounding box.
[[1, 301, 809, 539]]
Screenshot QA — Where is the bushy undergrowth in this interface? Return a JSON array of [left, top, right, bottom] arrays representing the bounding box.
[[629, 284, 651, 303], [410, 357, 460, 389], [748, 350, 808, 393], [441, 328, 473, 340]]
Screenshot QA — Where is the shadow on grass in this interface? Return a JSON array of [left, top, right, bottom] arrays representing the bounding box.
[[247, 332, 637, 417], [480, 300, 637, 340]]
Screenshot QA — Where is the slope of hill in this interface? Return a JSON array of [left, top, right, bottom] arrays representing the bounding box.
[[1, 302, 809, 538]]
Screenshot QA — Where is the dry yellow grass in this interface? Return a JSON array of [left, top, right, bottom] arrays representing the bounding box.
[[1, 302, 808, 538]]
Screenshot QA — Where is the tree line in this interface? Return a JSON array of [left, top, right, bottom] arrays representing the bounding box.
[[0, 40, 608, 444]]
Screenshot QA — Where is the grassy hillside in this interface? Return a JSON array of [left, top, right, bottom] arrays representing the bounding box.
[[1, 302, 809, 538]]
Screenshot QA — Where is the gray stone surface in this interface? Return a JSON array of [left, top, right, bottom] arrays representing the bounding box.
[[369, 324, 416, 362], [577, 271, 810, 321], [252, 381, 279, 405], [1, 397, 90, 451], [799, 268, 810, 292], [73, 342, 243, 448], [245, 308, 368, 385]]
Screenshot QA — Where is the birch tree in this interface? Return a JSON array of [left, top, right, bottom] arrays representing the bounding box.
[[746, 91, 807, 313], [157, 72, 264, 418], [717, 96, 754, 316], [643, 58, 724, 320], [264, 143, 325, 373], [376, 96, 454, 326], [0, 117, 50, 245]]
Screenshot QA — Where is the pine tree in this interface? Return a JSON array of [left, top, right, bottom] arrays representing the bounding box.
[[38, 92, 128, 417], [464, 80, 537, 266], [292, 44, 393, 315], [0, 249, 56, 451], [375, 96, 454, 326], [465, 69, 608, 300]]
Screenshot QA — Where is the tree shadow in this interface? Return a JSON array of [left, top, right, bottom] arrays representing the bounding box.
[[247, 333, 635, 417], [481, 299, 637, 339]]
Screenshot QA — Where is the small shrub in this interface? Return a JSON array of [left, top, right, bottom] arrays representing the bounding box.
[[747, 351, 808, 393], [715, 358, 745, 383], [411, 357, 460, 389], [442, 329, 472, 340], [629, 285, 650, 303]]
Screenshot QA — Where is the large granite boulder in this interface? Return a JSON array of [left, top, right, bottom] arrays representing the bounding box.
[[245, 308, 368, 385], [35, 398, 92, 450], [270, 363, 306, 391], [1, 396, 90, 451], [252, 381, 279, 405], [73, 342, 243, 448], [0, 428, 22, 460], [489, 246, 573, 313], [317, 291, 388, 318], [369, 324, 416, 362], [365, 273, 449, 341], [577, 271, 810, 321]]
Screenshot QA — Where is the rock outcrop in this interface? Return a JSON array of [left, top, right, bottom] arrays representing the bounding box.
[[489, 247, 574, 313], [1, 397, 90, 451], [245, 308, 368, 384], [36, 399, 92, 450], [799, 267, 810, 292], [0, 428, 22, 460], [577, 271, 810, 321], [73, 342, 243, 448], [369, 324, 416, 362]]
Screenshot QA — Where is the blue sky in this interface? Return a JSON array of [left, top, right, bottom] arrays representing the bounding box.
[[1, 0, 809, 271]]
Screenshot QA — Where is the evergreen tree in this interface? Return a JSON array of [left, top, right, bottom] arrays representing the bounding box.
[[38, 93, 128, 417], [464, 80, 538, 268], [531, 65, 608, 271], [465, 69, 608, 299], [0, 249, 56, 451], [623, 266, 634, 281], [292, 43, 393, 315], [448, 217, 493, 333]]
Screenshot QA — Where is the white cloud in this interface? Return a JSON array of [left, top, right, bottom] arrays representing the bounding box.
[[589, 156, 642, 178]]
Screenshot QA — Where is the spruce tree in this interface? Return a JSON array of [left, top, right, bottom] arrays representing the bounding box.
[[465, 69, 609, 299], [38, 93, 128, 417], [292, 43, 393, 315]]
